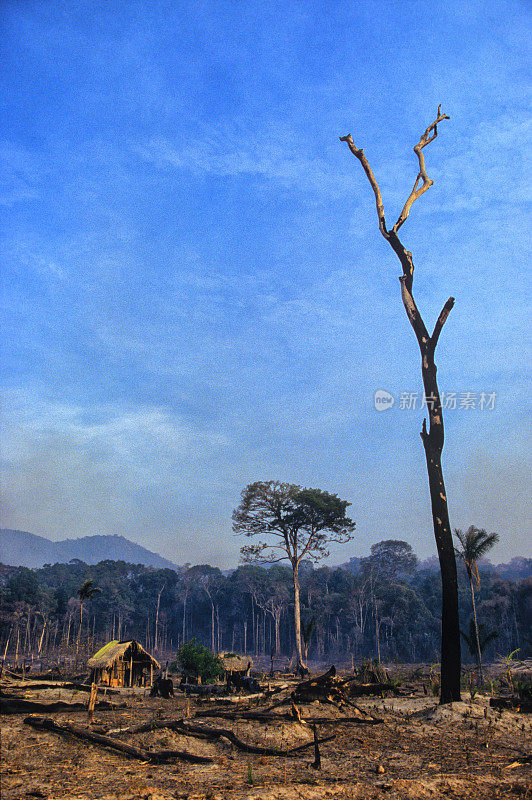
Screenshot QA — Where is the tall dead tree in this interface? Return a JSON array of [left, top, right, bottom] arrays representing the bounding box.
[[340, 107, 461, 703]]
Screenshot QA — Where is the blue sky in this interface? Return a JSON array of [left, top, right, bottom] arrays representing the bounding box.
[[1, 0, 530, 567]]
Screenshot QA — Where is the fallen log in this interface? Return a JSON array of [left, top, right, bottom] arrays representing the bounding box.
[[285, 732, 336, 754], [263, 683, 291, 696], [178, 683, 226, 696], [2, 668, 33, 679], [108, 718, 184, 735], [1, 696, 118, 715], [1, 681, 121, 694], [200, 692, 265, 703], [23, 716, 213, 764], [490, 697, 532, 713], [195, 710, 383, 724], [175, 719, 335, 757], [194, 696, 290, 720], [340, 680, 402, 696], [111, 716, 336, 757]]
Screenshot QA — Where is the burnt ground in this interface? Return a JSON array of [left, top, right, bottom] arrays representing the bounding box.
[[1, 677, 531, 800]]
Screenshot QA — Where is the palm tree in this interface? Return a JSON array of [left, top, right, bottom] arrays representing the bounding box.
[[76, 579, 101, 656], [454, 526, 499, 684], [460, 617, 498, 660]]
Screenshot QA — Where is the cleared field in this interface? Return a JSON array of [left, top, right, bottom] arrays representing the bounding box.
[[1, 671, 530, 800]]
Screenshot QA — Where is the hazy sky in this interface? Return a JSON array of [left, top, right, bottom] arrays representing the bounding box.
[[2, 0, 530, 567]]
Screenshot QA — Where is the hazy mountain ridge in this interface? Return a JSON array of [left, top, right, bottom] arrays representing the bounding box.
[[1, 529, 530, 581], [0, 529, 179, 570]]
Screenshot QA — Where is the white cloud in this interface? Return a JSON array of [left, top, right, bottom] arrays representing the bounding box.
[[134, 118, 357, 200]]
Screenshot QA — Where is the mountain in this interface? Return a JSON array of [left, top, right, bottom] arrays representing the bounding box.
[[0, 529, 179, 570]]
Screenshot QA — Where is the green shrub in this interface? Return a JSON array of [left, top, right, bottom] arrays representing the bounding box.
[[515, 679, 532, 704], [174, 639, 224, 683]]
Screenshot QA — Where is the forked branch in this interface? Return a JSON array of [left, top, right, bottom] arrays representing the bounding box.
[[393, 106, 450, 232], [340, 106, 450, 240]]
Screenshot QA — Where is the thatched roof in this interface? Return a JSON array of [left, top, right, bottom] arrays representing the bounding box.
[[87, 640, 160, 670], [219, 652, 252, 672]]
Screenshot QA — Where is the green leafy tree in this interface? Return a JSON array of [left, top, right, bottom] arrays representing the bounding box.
[[175, 638, 224, 683], [6, 568, 42, 606], [454, 526, 499, 684], [364, 540, 418, 581], [233, 481, 355, 669]]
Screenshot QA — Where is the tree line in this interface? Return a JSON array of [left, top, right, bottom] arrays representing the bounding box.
[[1, 539, 530, 670]]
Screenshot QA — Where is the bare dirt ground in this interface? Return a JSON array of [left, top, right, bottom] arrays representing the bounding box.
[[2, 673, 531, 800]]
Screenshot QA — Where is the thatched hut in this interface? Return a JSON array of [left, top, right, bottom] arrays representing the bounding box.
[[219, 652, 252, 676], [87, 640, 160, 688]]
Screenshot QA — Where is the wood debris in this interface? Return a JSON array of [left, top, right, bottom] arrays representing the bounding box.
[[23, 716, 213, 764]]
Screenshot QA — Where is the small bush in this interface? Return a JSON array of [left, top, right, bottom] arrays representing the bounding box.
[[515, 679, 532, 704], [175, 639, 224, 683]]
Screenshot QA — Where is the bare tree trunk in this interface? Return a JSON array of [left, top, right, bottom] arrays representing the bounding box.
[[210, 600, 215, 653], [182, 590, 188, 645], [274, 609, 281, 656], [374, 599, 381, 665], [76, 602, 84, 656], [511, 598, 520, 651], [52, 620, 58, 653], [38, 618, 47, 655], [292, 564, 304, 667], [469, 576, 484, 684], [251, 596, 255, 655], [341, 108, 461, 703], [3, 628, 12, 661], [154, 584, 165, 653], [24, 612, 31, 656]]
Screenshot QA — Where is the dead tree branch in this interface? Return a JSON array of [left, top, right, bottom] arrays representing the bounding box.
[[1, 694, 118, 715], [394, 105, 450, 232], [24, 716, 213, 764], [175, 719, 334, 757]]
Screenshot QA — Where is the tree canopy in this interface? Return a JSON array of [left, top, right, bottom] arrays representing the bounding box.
[[363, 540, 418, 582], [233, 481, 356, 568]]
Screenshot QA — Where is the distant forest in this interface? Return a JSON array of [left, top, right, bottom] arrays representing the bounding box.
[[1, 543, 530, 669]]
